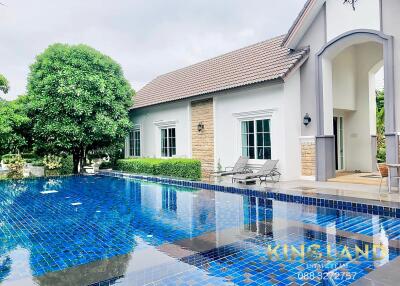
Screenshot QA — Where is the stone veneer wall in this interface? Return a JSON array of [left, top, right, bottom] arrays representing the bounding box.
[[398, 135, 400, 163], [191, 99, 214, 178], [301, 139, 316, 177]]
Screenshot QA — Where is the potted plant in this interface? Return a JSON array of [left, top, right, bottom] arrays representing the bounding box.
[[377, 163, 388, 177], [6, 155, 26, 179], [1, 154, 18, 170]]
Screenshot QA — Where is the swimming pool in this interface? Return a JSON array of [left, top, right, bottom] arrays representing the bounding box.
[[0, 175, 399, 285]]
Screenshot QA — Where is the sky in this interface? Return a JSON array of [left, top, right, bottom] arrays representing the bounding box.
[[0, 0, 307, 100]]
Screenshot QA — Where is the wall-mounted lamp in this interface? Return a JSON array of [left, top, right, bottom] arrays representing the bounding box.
[[197, 122, 205, 132], [303, 113, 312, 126]]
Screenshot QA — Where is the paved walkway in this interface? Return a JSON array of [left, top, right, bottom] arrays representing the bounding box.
[[212, 176, 400, 205], [351, 256, 400, 286], [272, 180, 400, 203]]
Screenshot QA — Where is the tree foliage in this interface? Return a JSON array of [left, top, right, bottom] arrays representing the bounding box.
[[0, 74, 9, 94], [376, 90, 385, 163], [0, 95, 31, 155], [27, 43, 134, 173]]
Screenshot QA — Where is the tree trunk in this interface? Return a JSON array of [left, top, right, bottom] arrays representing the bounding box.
[[72, 149, 80, 174], [79, 145, 85, 172]]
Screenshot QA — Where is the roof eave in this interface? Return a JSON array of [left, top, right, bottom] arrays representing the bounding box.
[[282, 0, 314, 47], [282, 48, 310, 80], [282, 0, 325, 49], [130, 78, 285, 111]]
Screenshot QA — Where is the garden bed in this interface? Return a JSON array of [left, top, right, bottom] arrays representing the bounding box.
[[116, 158, 201, 181]]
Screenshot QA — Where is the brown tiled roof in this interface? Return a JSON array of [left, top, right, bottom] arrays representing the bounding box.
[[132, 35, 308, 109]]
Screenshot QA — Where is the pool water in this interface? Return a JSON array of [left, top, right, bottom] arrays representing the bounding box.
[[0, 175, 399, 285]]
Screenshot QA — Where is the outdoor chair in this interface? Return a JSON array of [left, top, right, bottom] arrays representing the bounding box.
[[377, 163, 388, 194], [210, 156, 250, 181], [377, 163, 400, 194], [232, 160, 280, 185]]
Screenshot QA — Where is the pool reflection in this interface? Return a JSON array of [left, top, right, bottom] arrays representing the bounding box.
[[0, 176, 399, 285]]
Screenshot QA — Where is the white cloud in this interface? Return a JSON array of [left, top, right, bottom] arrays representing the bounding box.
[[0, 0, 305, 100]]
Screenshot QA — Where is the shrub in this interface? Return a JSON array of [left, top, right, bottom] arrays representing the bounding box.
[[2, 154, 18, 164], [21, 153, 37, 159], [43, 155, 62, 176], [99, 161, 113, 169], [43, 155, 73, 176], [377, 148, 386, 163], [116, 158, 201, 180], [60, 155, 74, 175], [31, 159, 44, 167], [6, 155, 25, 179], [21, 152, 39, 163], [43, 155, 62, 170], [2, 153, 40, 165]]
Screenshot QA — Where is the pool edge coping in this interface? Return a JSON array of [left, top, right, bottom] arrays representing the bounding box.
[[98, 171, 400, 219]]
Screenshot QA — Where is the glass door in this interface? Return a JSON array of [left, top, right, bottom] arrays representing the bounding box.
[[333, 116, 345, 171], [338, 117, 344, 170]]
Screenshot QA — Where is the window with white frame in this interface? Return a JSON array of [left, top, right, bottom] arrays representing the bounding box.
[[161, 127, 176, 157], [129, 128, 141, 157], [241, 119, 271, 160]]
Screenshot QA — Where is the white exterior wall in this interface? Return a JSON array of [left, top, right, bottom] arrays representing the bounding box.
[[129, 74, 302, 180], [382, 0, 400, 130], [282, 70, 302, 180], [214, 83, 283, 172], [331, 42, 383, 172], [369, 62, 383, 136], [332, 46, 356, 111], [214, 72, 301, 181], [326, 0, 380, 41], [345, 42, 382, 172], [128, 101, 191, 158], [322, 58, 334, 135]]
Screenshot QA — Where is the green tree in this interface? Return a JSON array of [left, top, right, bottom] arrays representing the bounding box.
[[376, 90, 385, 162], [0, 95, 31, 155], [27, 43, 134, 173], [0, 74, 9, 95]]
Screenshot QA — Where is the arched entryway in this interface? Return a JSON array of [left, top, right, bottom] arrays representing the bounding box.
[[315, 29, 396, 181]]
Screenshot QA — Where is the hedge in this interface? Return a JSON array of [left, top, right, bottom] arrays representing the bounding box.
[[116, 158, 201, 180], [22, 153, 40, 163], [60, 155, 74, 175], [32, 159, 44, 167], [42, 155, 73, 176], [21, 153, 37, 160], [2, 153, 40, 164]]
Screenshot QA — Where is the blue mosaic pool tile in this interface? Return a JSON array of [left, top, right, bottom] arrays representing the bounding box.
[[165, 229, 400, 286], [100, 171, 400, 218], [1, 174, 400, 285]]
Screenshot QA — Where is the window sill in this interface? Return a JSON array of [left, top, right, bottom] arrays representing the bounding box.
[[248, 159, 269, 164]]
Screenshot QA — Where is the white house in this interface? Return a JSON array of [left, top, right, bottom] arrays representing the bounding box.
[[127, 0, 400, 182]]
